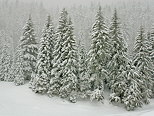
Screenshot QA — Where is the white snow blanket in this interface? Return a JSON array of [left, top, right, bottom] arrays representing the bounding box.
[[0, 82, 154, 116]]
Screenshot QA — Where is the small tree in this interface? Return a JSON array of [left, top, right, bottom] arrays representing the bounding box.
[[20, 15, 38, 80], [87, 6, 110, 102], [14, 46, 25, 86], [0, 44, 12, 81]]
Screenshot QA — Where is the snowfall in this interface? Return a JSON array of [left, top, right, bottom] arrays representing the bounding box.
[[0, 82, 154, 116]]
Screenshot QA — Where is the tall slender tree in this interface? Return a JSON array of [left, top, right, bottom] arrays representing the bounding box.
[[133, 26, 153, 104], [78, 41, 90, 99], [87, 6, 110, 102], [149, 27, 154, 96], [149, 27, 154, 75], [0, 44, 12, 81], [14, 45, 25, 86], [48, 8, 69, 97], [58, 18, 78, 102], [31, 15, 55, 93], [20, 15, 38, 80], [108, 9, 128, 103]]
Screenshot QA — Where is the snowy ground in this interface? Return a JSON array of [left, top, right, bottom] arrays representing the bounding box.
[[0, 82, 154, 116]]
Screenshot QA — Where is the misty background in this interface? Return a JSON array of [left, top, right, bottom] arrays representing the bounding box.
[[0, 0, 154, 56]]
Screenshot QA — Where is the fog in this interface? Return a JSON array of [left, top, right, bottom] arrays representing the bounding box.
[[0, 0, 153, 54], [5, 0, 152, 8]]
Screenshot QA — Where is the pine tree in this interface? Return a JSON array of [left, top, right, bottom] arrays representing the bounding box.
[[58, 18, 78, 102], [149, 27, 154, 96], [149, 28, 154, 75], [14, 45, 25, 86], [20, 15, 38, 80], [133, 26, 153, 104], [108, 9, 128, 103], [150, 26, 154, 52], [48, 8, 69, 97], [31, 16, 55, 94], [78, 42, 90, 99], [87, 6, 110, 102], [0, 44, 12, 81], [147, 31, 154, 77]]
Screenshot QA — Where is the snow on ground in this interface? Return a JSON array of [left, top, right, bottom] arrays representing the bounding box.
[[0, 82, 154, 116]]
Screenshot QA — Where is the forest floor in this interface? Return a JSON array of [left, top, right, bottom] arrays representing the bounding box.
[[0, 81, 154, 116]]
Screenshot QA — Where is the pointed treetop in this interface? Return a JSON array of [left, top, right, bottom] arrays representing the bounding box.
[[26, 14, 33, 27], [61, 8, 68, 16], [98, 5, 102, 12], [111, 8, 119, 25], [114, 8, 118, 20], [58, 8, 68, 27], [28, 14, 32, 21], [114, 8, 117, 14], [139, 25, 145, 39], [97, 5, 103, 17], [47, 15, 51, 23], [45, 15, 51, 28]]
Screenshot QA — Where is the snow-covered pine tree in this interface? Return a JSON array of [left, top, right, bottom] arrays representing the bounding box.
[[14, 45, 25, 86], [149, 27, 154, 75], [0, 44, 12, 81], [150, 26, 154, 53], [20, 15, 38, 80], [58, 17, 78, 103], [147, 31, 154, 77], [122, 61, 143, 111], [108, 9, 128, 103], [149, 27, 154, 97], [78, 41, 90, 99], [31, 15, 55, 94], [48, 8, 69, 97], [87, 6, 110, 102], [133, 26, 153, 104]]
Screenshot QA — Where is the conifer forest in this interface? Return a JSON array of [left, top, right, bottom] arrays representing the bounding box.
[[0, 0, 154, 115]]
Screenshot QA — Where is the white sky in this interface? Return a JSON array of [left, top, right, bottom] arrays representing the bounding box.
[[8, 0, 127, 7], [6, 0, 147, 8]]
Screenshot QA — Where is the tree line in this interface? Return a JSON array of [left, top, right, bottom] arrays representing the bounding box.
[[0, 6, 154, 111]]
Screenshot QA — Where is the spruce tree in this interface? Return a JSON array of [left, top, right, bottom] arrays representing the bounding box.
[[48, 8, 69, 97], [133, 26, 153, 104], [150, 27, 154, 52], [31, 16, 55, 93], [58, 18, 78, 102], [149, 28, 154, 75], [78, 42, 90, 99], [0, 44, 12, 81], [87, 6, 110, 102], [108, 9, 128, 103], [149, 27, 154, 96], [20, 15, 38, 80], [147, 31, 154, 77], [14, 45, 25, 86]]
